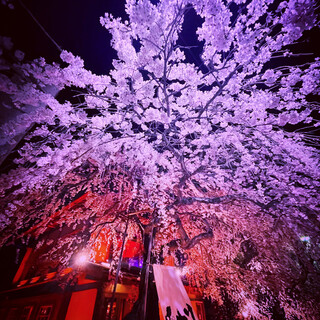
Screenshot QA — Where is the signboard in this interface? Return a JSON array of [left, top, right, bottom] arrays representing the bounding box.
[[153, 264, 198, 320]]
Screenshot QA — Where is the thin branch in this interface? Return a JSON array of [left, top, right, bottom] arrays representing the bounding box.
[[171, 213, 213, 250], [19, 0, 62, 53]]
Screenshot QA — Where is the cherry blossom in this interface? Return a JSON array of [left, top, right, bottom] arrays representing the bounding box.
[[0, 0, 319, 318]]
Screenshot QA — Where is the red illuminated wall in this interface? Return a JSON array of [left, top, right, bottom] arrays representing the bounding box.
[[90, 228, 142, 263]]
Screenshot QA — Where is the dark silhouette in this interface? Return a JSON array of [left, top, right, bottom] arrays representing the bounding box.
[[165, 306, 172, 320], [176, 310, 188, 320], [184, 303, 196, 320]]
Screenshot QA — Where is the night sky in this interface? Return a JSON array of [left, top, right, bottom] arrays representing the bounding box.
[[1, 0, 319, 74], [0, 0, 128, 74]]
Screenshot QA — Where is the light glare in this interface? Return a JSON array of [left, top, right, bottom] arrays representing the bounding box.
[[75, 252, 88, 266]]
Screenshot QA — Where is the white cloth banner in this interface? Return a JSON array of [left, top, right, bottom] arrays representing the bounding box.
[[153, 264, 198, 320]]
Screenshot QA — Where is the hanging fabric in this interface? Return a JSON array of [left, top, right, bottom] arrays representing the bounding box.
[[153, 264, 198, 320]]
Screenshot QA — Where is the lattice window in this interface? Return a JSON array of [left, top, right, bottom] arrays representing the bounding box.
[[20, 306, 33, 320], [36, 305, 52, 320]]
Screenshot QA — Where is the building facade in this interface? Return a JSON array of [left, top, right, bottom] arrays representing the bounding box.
[[0, 195, 206, 320]]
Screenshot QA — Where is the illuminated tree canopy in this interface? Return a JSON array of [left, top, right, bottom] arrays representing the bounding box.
[[0, 0, 319, 318]]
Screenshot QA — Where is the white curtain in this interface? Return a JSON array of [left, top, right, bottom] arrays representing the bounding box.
[[153, 264, 198, 320]]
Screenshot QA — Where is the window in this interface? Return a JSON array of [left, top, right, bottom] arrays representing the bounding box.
[[20, 306, 33, 320], [36, 305, 52, 320], [196, 302, 205, 320], [105, 300, 117, 320], [105, 298, 125, 320]]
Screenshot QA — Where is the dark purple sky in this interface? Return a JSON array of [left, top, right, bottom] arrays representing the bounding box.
[[0, 0, 128, 74], [1, 0, 319, 74]]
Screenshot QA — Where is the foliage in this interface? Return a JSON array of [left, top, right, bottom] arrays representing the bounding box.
[[0, 0, 320, 318]]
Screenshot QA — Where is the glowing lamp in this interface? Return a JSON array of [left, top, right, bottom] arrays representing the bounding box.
[[75, 252, 89, 266]]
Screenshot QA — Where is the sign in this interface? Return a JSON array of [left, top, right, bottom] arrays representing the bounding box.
[[153, 264, 198, 320]]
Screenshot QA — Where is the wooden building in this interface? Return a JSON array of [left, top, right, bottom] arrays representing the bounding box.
[[0, 194, 206, 320]]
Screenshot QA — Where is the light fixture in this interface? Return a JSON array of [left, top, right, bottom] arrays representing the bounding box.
[[75, 252, 89, 266]]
